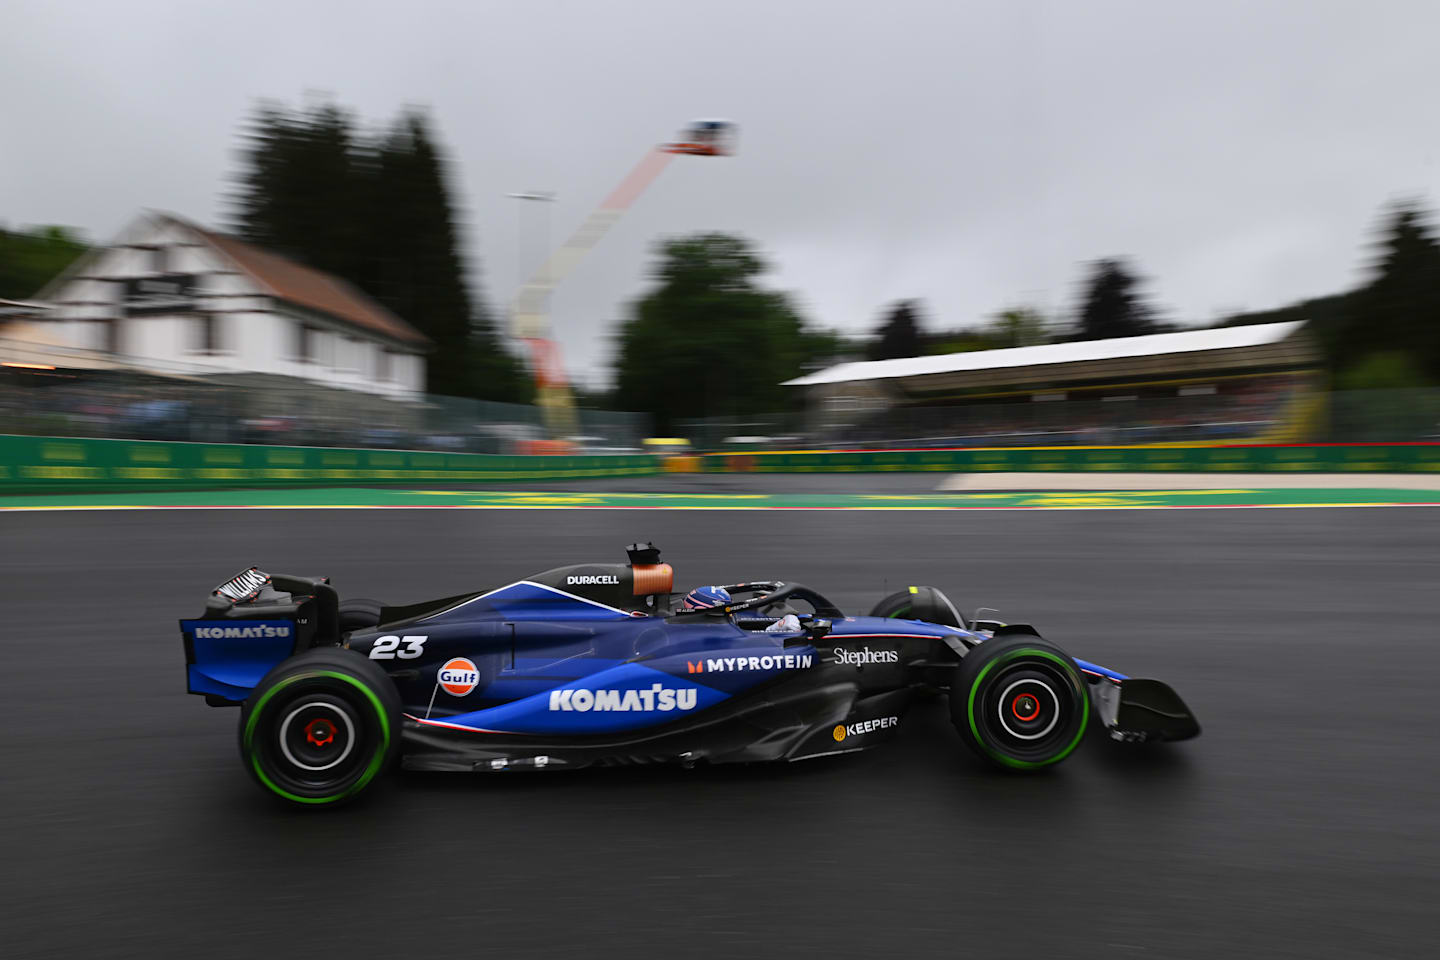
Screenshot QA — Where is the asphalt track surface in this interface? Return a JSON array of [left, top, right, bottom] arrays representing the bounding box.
[[5, 492, 1439, 958], [6, 470, 1440, 511]]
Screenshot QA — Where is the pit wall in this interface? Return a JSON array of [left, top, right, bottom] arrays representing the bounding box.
[[0, 434, 660, 493], [693, 443, 1440, 474]]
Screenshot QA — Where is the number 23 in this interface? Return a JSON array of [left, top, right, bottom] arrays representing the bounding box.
[[369, 635, 426, 659]]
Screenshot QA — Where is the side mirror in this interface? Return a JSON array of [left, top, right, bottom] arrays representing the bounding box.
[[806, 618, 832, 642]]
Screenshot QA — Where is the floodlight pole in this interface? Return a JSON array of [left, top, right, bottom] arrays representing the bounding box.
[[507, 191, 555, 284]]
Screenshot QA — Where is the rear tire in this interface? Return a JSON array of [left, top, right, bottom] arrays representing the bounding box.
[[950, 634, 1087, 770], [338, 598, 385, 631], [239, 647, 401, 805]]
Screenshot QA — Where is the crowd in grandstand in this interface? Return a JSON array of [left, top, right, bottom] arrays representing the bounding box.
[[5, 367, 1433, 450], [2, 372, 479, 451], [815, 376, 1307, 449]]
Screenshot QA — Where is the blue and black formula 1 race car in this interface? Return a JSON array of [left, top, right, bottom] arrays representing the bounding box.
[[179, 543, 1199, 805]]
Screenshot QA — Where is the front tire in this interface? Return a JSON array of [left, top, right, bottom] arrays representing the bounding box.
[[239, 647, 401, 805], [869, 585, 966, 628], [950, 634, 1088, 770]]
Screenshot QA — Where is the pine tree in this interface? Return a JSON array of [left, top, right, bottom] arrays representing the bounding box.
[[867, 301, 924, 360], [232, 102, 366, 280], [1353, 203, 1440, 382], [364, 112, 476, 397], [1074, 259, 1157, 341], [229, 100, 530, 401]]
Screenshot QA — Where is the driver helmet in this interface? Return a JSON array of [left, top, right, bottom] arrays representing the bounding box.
[[682, 585, 732, 610]]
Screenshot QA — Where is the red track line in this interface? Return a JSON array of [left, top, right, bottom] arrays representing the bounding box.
[[6, 501, 1440, 512]]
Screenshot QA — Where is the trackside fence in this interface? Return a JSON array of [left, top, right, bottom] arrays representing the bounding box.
[[0, 434, 659, 494], [697, 443, 1440, 474], [4, 435, 1440, 495]]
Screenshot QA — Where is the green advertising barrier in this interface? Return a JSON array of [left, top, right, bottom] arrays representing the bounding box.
[[705, 444, 1440, 474], [5, 435, 1439, 494], [0, 434, 660, 493]]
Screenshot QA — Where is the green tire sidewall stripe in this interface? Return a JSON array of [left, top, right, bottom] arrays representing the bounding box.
[[965, 648, 1088, 770], [243, 669, 391, 804]]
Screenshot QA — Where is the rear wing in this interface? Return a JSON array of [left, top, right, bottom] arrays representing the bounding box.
[[179, 568, 340, 705]]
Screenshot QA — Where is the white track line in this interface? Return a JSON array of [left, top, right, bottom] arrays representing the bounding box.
[[3, 502, 1439, 513], [939, 472, 1440, 491]]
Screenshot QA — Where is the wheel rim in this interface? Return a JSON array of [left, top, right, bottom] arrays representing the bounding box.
[[996, 677, 1060, 740], [245, 674, 388, 802], [278, 700, 357, 772], [968, 651, 1086, 767]]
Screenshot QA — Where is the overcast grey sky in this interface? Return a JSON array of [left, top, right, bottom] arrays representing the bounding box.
[[4, 0, 1438, 386]]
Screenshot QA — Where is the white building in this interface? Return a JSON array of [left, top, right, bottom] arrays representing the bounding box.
[[32, 212, 429, 398]]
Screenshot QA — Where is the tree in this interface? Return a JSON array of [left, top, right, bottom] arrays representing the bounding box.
[[468, 307, 533, 404], [1212, 201, 1440, 389], [1345, 202, 1440, 383], [988, 307, 1050, 348], [229, 99, 530, 401], [232, 102, 366, 281], [613, 234, 842, 432], [925, 325, 1004, 354], [866, 300, 924, 360], [796, 326, 851, 371], [0, 225, 88, 299], [363, 111, 503, 400], [1338, 351, 1429, 391], [923, 307, 1051, 356], [1073, 259, 1157, 341]]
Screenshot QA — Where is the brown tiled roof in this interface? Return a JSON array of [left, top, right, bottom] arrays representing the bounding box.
[[175, 217, 430, 348]]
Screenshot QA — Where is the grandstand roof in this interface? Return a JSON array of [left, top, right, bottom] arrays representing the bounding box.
[[784, 321, 1307, 387]]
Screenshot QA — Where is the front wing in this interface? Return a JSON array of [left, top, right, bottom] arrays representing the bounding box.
[[1086, 676, 1201, 742]]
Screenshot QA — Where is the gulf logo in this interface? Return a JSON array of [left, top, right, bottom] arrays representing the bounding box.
[[437, 657, 480, 697]]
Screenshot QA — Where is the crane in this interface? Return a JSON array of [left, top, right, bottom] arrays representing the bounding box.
[[509, 120, 737, 446]]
